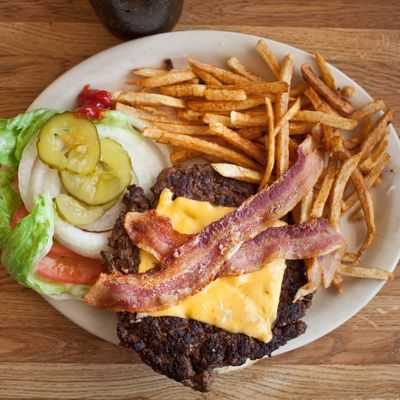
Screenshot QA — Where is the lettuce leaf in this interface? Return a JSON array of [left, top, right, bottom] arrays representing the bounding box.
[[0, 167, 19, 247], [0, 193, 87, 299], [96, 110, 146, 135], [0, 109, 57, 167]]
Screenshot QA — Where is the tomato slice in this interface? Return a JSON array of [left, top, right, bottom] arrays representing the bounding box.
[[12, 204, 104, 285], [50, 241, 82, 258], [11, 203, 29, 228], [36, 254, 104, 284]]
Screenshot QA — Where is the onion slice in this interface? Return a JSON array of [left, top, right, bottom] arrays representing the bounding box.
[[18, 134, 38, 211], [54, 215, 110, 259], [77, 198, 123, 232]]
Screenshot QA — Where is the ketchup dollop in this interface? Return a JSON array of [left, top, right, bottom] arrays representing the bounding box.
[[75, 85, 112, 120]]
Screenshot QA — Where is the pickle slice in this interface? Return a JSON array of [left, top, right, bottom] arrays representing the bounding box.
[[60, 138, 132, 205], [55, 194, 104, 226], [37, 112, 100, 174]]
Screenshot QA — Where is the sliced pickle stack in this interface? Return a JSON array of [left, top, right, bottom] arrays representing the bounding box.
[[37, 112, 132, 226]]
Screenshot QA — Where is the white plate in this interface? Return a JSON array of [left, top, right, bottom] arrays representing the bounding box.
[[29, 30, 400, 354]]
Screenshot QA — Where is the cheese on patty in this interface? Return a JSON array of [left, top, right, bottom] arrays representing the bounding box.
[[138, 188, 286, 343]]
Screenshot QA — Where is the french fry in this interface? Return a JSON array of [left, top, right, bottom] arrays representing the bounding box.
[[129, 70, 196, 87], [113, 91, 185, 108], [293, 110, 358, 130], [359, 109, 393, 160], [314, 51, 336, 91], [190, 64, 222, 86], [349, 99, 386, 121], [342, 252, 360, 265], [343, 152, 391, 211], [205, 88, 247, 101], [256, 39, 280, 79], [359, 135, 388, 173], [275, 54, 294, 177], [361, 114, 373, 140], [170, 149, 201, 165], [258, 97, 275, 190], [227, 57, 265, 82], [341, 85, 355, 98], [299, 189, 314, 223], [159, 84, 206, 97], [329, 151, 362, 231], [301, 63, 354, 114], [149, 121, 211, 135], [170, 149, 222, 165], [348, 204, 363, 221], [220, 81, 288, 95], [188, 58, 250, 85], [310, 157, 337, 218], [337, 264, 393, 281], [176, 109, 204, 123], [116, 103, 190, 125], [187, 78, 200, 84], [344, 138, 361, 150], [290, 82, 308, 98], [289, 121, 314, 135], [131, 67, 168, 77], [203, 113, 232, 126], [231, 111, 267, 127], [136, 105, 174, 116], [187, 97, 266, 112], [331, 136, 375, 254], [209, 122, 266, 165], [273, 97, 301, 137], [237, 126, 265, 140], [211, 163, 262, 183], [304, 86, 324, 110], [142, 127, 262, 170]]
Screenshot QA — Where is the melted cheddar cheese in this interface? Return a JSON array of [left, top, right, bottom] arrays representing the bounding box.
[[138, 188, 286, 343]]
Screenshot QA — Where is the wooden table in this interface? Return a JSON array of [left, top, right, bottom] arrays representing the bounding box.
[[0, 1, 399, 398]]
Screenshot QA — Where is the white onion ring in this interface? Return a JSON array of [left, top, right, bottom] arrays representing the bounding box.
[[54, 216, 109, 259]]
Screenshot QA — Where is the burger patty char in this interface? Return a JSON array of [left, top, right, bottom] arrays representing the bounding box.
[[102, 164, 312, 392]]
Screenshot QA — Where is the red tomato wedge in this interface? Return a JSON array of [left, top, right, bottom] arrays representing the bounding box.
[[12, 204, 104, 284], [50, 242, 82, 258], [11, 203, 29, 228], [37, 254, 104, 285]]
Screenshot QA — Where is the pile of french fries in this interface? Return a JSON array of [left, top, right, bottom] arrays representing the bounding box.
[[112, 39, 394, 288]]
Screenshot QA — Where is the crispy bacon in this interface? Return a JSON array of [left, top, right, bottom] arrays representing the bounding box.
[[84, 138, 324, 312], [124, 210, 189, 260], [222, 219, 343, 276], [125, 211, 344, 276]]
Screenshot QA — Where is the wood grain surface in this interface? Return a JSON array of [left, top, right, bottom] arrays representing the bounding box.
[[0, 1, 399, 399]]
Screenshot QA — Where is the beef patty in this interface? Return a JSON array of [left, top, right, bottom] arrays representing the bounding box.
[[102, 164, 312, 392]]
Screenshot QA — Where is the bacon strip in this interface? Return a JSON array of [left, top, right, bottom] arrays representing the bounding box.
[[222, 219, 343, 276], [125, 211, 344, 276], [84, 138, 324, 312], [124, 210, 190, 260]]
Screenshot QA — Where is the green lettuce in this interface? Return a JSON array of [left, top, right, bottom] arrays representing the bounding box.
[[1, 193, 87, 299], [0, 167, 19, 247], [0, 108, 57, 167], [95, 110, 138, 132]]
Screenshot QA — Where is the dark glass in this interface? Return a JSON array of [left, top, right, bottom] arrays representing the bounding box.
[[90, 0, 184, 40]]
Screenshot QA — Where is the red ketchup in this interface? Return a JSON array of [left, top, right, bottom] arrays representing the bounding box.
[[75, 85, 112, 120]]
